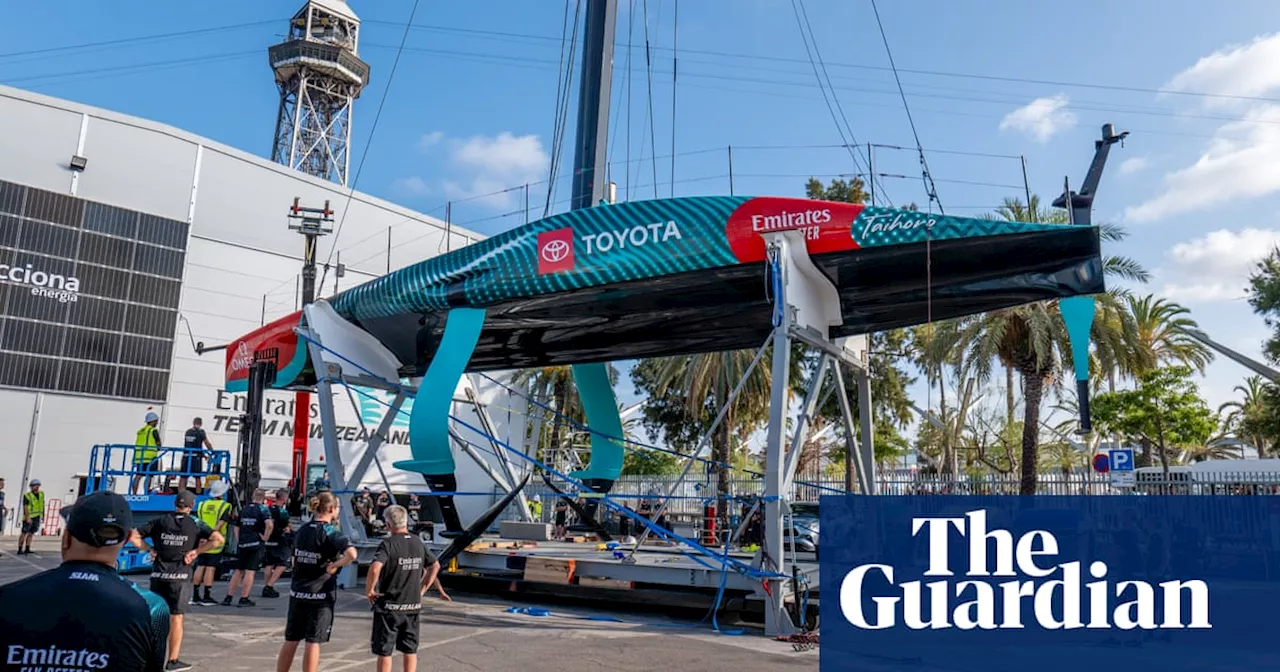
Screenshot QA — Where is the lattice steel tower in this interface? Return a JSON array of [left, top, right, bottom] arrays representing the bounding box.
[[269, 0, 370, 185]]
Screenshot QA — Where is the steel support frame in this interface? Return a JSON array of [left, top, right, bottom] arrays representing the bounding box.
[[761, 317, 797, 636], [758, 236, 880, 635], [301, 319, 531, 558], [306, 339, 370, 589], [450, 428, 514, 492], [629, 337, 773, 553], [463, 375, 533, 521]]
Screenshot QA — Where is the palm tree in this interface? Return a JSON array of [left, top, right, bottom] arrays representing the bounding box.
[[643, 349, 776, 522], [991, 195, 1063, 224], [909, 321, 967, 476], [512, 364, 618, 469], [1219, 376, 1271, 457], [1127, 294, 1213, 375], [962, 198, 1150, 494]]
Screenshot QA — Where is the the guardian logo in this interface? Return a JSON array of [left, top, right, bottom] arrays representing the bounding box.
[[840, 510, 1211, 631]]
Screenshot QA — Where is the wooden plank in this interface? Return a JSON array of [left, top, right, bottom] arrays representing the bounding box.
[[465, 540, 538, 553], [522, 557, 576, 584], [578, 576, 633, 590]]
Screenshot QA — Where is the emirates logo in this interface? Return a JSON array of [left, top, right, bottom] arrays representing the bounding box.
[[537, 228, 575, 274]]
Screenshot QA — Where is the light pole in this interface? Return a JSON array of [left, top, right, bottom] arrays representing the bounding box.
[[287, 198, 334, 509]]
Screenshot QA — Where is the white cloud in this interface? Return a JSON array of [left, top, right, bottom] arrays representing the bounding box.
[[1158, 228, 1280, 303], [392, 131, 549, 209], [1118, 156, 1149, 175], [450, 132, 548, 179], [1125, 35, 1280, 223], [998, 94, 1077, 142], [391, 176, 431, 196], [418, 131, 444, 150], [1123, 104, 1280, 222], [1165, 33, 1280, 106]]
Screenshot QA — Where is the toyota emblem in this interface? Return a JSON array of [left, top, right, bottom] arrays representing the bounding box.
[[541, 239, 570, 263]]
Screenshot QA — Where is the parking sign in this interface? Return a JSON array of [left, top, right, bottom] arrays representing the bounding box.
[[1108, 448, 1134, 488]]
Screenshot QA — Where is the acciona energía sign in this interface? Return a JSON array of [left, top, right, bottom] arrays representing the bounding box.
[[0, 261, 80, 303], [840, 509, 1211, 630]]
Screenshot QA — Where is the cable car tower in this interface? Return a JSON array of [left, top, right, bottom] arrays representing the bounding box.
[[268, 0, 370, 185]]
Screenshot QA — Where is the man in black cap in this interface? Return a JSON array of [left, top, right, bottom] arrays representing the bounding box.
[[0, 490, 170, 671], [130, 490, 224, 672]]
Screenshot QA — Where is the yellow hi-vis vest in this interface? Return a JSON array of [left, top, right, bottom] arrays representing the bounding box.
[[197, 498, 231, 553], [22, 491, 44, 517], [134, 425, 159, 464]]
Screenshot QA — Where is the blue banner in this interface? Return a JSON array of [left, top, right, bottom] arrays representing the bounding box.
[[820, 495, 1280, 671]]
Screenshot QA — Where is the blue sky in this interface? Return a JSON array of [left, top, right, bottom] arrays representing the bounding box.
[[6, 0, 1280, 430]]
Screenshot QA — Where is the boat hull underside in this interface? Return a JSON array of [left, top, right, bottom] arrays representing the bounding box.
[[347, 227, 1103, 373]]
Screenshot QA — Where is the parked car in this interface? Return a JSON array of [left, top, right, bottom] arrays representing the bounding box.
[[785, 502, 819, 557]]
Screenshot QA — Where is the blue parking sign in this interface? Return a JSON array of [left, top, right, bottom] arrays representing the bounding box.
[[1108, 448, 1134, 471]]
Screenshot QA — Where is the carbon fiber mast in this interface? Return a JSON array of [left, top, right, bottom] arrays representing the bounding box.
[[565, 0, 623, 525]]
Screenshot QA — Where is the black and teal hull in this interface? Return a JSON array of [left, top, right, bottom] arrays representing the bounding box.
[[226, 196, 1104, 530]]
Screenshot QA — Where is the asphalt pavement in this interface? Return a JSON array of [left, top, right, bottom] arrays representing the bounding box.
[[0, 536, 818, 672]]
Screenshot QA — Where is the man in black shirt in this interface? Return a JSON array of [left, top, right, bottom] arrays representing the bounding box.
[[262, 487, 294, 598], [278, 492, 357, 672], [224, 488, 273, 607], [179, 418, 213, 495], [353, 487, 374, 537], [366, 505, 441, 672], [0, 490, 170, 672], [131, 490, 223, 672]]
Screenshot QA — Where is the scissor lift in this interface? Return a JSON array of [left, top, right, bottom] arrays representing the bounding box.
[[85, 444, 233, 573]]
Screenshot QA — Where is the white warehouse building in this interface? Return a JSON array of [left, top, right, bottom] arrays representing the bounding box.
[[0, 83, 518, 527]]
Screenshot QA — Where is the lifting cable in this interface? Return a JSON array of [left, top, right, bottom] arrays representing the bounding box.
[[297, 332, 792, 581]]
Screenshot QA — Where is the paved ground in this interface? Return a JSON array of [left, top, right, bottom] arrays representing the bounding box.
[[0, 537, 818, 672]]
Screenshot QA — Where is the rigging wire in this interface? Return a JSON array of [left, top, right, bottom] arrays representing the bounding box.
[[669, 0, 679, 198], [641, 0, 660, 199], [868, 0, 942, 213], [0, 19, 281, 60], [543, 0, 583, 218], [362, 20, 1280, 105], [789, 0, 890, 206], [319, 0, 421, 290], [625, 0, 637, 201], [605, 2, 629, 189]]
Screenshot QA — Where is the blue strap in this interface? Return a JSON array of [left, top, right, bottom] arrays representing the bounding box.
[[569, 363, 626, 482], [395, 307, 487, 476]]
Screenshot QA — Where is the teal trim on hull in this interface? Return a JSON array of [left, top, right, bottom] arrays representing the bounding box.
[[224, 346, 307, 394], [396, 308, 488, 476], [568, 362, 625, 482]]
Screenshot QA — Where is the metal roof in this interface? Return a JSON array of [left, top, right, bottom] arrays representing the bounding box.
[[305, 0, 360, 23], [0, 83, 468, 239]]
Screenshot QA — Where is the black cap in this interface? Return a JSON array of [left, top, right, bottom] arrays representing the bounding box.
[[62, 491, 132, 547], [175, 490, 195, 509]]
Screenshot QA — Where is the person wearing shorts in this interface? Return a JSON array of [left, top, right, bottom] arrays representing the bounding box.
[[262, 488, 294, 598], [18, 479, 44, 555], [192, 480, 232, 606], [553, 498, 568, 540], [224, 489, 272, 607], [277, 492, 356, 672], [366, 505, 441, 672], [131, 489, 223, 671]]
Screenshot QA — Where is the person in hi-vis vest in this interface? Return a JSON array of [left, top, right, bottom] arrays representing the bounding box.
[[192, 480, 233, 606], [17, 479, 43, 555], [132, 411, 162, 495]]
